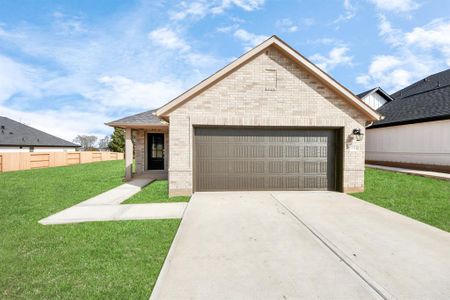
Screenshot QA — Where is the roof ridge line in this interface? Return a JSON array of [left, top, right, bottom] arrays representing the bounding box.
[[397, 83, 450, 99]]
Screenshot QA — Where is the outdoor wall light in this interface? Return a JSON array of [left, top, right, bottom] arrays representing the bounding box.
[[352, 128, 364, 141]]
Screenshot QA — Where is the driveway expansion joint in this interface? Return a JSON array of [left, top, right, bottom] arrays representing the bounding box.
[[270, 192, 394, 300]]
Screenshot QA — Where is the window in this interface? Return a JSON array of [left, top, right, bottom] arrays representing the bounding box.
[[151, 135, 164, 158]]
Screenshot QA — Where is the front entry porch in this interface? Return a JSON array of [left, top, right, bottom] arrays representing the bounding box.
[[124, 126, 169, 180]]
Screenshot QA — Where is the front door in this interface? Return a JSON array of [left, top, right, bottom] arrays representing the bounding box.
[[148, 133, 165, 170]]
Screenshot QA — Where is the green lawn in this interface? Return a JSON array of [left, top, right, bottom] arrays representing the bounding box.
[[0, 161, 179, 299], [352, 168, 450, 232], [124, 180, 190, 204], [2, 162, 449, 298]]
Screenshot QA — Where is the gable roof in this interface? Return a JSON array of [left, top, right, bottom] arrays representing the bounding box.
[[0, 116, 79, 147], [156, 35, 381, 121], [357, 88, 375, 99], [370, 68, 450, 128], [105, 109, 167, 128], [357, 87, 394, 103]]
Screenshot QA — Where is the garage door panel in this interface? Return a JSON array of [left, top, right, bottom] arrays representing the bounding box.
[[304, 161, 328, 174], [196, 174, 330, 191], [304, 176, 328, 189], [194, 128, 337, 191], [285, 161, 301, 173], [230, 145, 265, 158]]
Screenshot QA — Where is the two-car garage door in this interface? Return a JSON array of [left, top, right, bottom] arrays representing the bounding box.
[[194, 127, 341, 192]]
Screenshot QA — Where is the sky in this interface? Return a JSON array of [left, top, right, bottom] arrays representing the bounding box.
[[1, 0, 450, 141]]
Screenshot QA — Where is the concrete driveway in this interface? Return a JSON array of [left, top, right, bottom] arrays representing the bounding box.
[[150, 192, 450, 300]]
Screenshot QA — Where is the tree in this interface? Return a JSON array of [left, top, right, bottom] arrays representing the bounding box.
[[73, 135, 98, 151], [108, 128, 125, 152], [98, 135, 111, 150]]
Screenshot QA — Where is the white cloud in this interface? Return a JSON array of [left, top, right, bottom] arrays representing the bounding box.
[[333, 0, 357, 24], [357, 17, 450, 91], [0, 55, 43, 103], [0, 3, 226, 140], [170, 0, 265, 21], [233, 29, 268, 51], [378, 14, 393, 35], [275, 18, 299, 33], [148, 27, 225, 70], [377, 15, 405, 47], [92, 76, 184, 109], [405, 19, 450, 52], [344, 0, 354, 12], [149, 27, 191, 52], [170, 2, 209, 20], [356, 55, 404, 87], [357, 52, 430, 90], [184, 52, 223, 67], [228, 0, 265, 11], [310, 46, 353, 71], [368, 0, 419, 12], [211, 0, 265, 14], [216, 24, 240, 33]]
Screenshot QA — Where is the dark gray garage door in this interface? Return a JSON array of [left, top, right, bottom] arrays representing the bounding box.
[[194, 127, 340, 192]]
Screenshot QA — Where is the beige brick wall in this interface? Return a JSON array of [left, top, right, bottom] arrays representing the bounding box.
[[168, 46, 367, 196]]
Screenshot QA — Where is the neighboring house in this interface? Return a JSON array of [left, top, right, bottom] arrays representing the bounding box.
[[0, 116, 79, 152], [362, 69, 450, 172], [357, 87, 393, 110], [107, 36, 381, 196]]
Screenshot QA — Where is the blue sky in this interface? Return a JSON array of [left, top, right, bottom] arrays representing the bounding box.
[[1, 0, 450, 140]]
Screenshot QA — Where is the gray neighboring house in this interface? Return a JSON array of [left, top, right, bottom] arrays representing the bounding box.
[[358, 68, 450, 172], [0, 116, 79, 152], [107, 36, 381, 196]]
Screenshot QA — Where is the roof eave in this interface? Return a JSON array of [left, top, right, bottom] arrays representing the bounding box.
[[368, 114, 450, 129], [0, 144, 79, 147], [105, 122, 169, 129]]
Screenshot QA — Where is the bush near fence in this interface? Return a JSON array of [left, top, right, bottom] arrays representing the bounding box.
[[0, 151, 124, 173]]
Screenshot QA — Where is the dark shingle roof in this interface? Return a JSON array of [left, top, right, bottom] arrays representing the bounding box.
[[106, 109, 167, 127], [370, 69, 450, 128], [0, 116, 79, 147], [392, 69, 450, 99]]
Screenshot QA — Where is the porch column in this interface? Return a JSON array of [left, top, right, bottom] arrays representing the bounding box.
[[125, 128, 133, 180]]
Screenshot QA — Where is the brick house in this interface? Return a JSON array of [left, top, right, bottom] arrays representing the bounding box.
[[107, 36, 381, 196]]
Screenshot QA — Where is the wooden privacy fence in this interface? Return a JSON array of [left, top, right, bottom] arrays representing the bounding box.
[[0, 151, 124, 173]]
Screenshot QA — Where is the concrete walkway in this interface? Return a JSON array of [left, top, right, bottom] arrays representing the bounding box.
[[76, 178, 152, 206], [367, 164, 450, 180], [151, 191, 450, 300], [39, 178, 187, 225]]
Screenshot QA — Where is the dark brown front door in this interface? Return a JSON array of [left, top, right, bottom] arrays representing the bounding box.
[[194, 127, 340, 192], [148, 133, 164, 170]]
